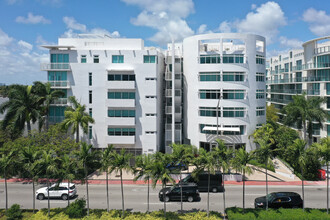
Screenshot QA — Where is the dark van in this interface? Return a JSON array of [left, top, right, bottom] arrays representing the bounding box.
[[179, 172, 223, 193]]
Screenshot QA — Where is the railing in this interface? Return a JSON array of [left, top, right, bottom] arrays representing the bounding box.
[[267, 89, 303, 94], [197, 54, 247, 64], [267, 98, 292, 104], [165, 106, 172, 114], [267, 76, 330, 84], [165, 89, 172, 97], [41, 63, 71, 70], [51, 98, 68, 105], [314, 45, 330, 55], [48, 81, 70, 88], [306, 90, 320, 95]]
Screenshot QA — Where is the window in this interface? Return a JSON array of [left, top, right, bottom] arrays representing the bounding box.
[[199, 90, 221, 99], [48, 71, 67, 81], [108, 109, 135, 117], [146, 113, 156, 116], [256, 90, 265, 99], [89, 126, 92, 139], [199, 107, 220, 117], [256, 72, 265, 82], [112, 55, 124, 63], [223, 125, 245, 135], [327, 125, 330, 136], [89, 108, 92, 117], [256, 107, 265, 116], [144, 55, 156, 63], [199, 72, 220, 81], [327, 83, 330, 95], [108, 128, 135, 136], [89, 90, 92, 103], [145, 77, 157, 81], [146, 95, 157, 99], [223, 54, 244, 63], [51, 54, 69, 63], [89, 72, 92, 86], [223, 90, 245, 99], [200, 55, 221, 64], [81, 55, 87, 63], [93, 55, 99, 63], [223, 72, 245, 82], [108, 74, 135, 81], [199, 124, 217, 134], [223, 107, 245, 117], [256, 55, 265, 64], [146, 131, 156, 134], [108, 92, 135, 99]]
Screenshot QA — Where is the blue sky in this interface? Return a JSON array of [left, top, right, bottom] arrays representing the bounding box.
[[0, 0, 329, 84]]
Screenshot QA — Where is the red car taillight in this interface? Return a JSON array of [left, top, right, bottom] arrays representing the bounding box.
[[69, 191, 73, 193]]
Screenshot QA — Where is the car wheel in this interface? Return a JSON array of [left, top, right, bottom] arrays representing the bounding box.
[[187, 196, 194, 202], [165, 196, 170, 202], [37, 194, 45, 200], [212, 187, 217, 193], [61, 194, 68, 200]]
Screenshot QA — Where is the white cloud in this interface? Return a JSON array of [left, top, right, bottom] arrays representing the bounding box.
[[218, 21, 231, 33], [303, 8, 330, 36], [16, 13, 50, 24], [122, 0, 195, 45], [279, 36, 303, 49], [0, 29, 13, 46], [63, 17, 86, 32], [18, 40, 33, 50], [197, 24, 213, 35]]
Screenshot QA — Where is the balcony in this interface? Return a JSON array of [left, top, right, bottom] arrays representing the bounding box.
[[267, 76, 330, 84], [314, 45, 330, 55], [267, 98, 292, 104], [50, 98, 68, 105], [48, 81, 70, 88], [41, 63, 71, 71], [267, 89, 303, 94]]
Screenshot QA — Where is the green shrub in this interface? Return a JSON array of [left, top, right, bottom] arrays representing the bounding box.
[[6, 204, 23, 220], [65, 198, 86, 218]]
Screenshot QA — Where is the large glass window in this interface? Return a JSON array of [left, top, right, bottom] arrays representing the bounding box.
[[256, 55, 265, 65], [89, 126, 92, 139], [144, 55, 156, 63], [223, 72, 245, 82], [89, 72, 92, 86], [89, 90, 92, 103], [199, 90, 221, 99], [108, 128, 135, 136], [256, 106, 265, 116], [256, 89, 265, 99], [223, 90, 245, 99], [108, 92, 135, 99], [108, 109, 135, 117], [256, 72, 265, 82], [223, 107, 245, 117], [199, 72, 220, 81], [200, 55, 221, 64], [199, 107, 220, 117], [48, 71, 67, 81], [223, 54, 244, 63], [112, 55, 124, 63], [51, 54, 69, 63], [223, 125, 245, 135], [108, 74, 135, 81]]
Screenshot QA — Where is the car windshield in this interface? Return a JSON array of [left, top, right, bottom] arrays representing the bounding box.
[[266, 193, 276, 201], [69, 185, 75, 190]]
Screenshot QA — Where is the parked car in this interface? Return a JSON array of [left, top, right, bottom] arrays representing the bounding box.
[[254, 192, 303, 209], [36, 183, 77, 200], [159, 183, 200, 202], [179, 172, 223, 193]]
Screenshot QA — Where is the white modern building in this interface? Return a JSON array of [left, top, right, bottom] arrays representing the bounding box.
[[267, 36, 330, 141], [41, 35, 165, 155], [183, 33, 266, 151]]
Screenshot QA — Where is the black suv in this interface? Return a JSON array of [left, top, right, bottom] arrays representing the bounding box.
[[159, 184, 200, 202], [254, 192, 303, 209], [179, 172, 223, 193]]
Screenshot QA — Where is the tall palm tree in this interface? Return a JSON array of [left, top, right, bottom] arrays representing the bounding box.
[[233, 147, 255, 212], [289, 139, 308, 211], [255, 137, 273, 211], [20, 147, 40, 213], [60, 154, 77, 207], [133, 154, 153, 213], [100, 145, 114, 212], [38, 150, 58, 217], [0, 85, 40, 134], [109, 149, 133, 218], [32, 81, 65, 131], [150, 152, 175, 218], [61, 96, 95, 143], [283, 93, 327, 145], [0, 150, 15, 210], [317, 137, 330, 214], [76, 142, 100, 216]]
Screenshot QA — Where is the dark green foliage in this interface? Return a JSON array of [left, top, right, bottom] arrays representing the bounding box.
[[6, 204, 22, 220], [65, 198, 86, 218]]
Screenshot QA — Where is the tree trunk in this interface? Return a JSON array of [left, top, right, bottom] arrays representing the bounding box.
[[5, 171, 8, 211], [147, 179, 149, 213], [222, 171, 226, 220], [327, 163, 329, 214], [47, 176, 50, 217], [67, 181, 70, 207], [106, 172, 109, 212], [45, 115, 49, 131], [27, 121, 31, 135], [33, 180, 35, 213], [207, 171, 210, 217], [302, 167, 305, 211], [163, 183, 166, 218], [180, 171, 183, 213], [243, 169, 245, 212], [303, 121, 307, 142], [120, 170, 124, 218], [85, 165, 89, 216], [76, 127, 79, 143], [266, 161, 268, 211]]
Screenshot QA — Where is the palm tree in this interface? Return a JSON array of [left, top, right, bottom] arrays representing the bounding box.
[[317, 137, 330, 214], [283, 93, 327, 145], [133, 154, 153, 213], [255, 137, 273, 211], [233, 147, 255, 212], [0, 85, 40, 134], [20, 147, 40, 213], [100, 145, 114, 212], [32, 81, 65, 131], [109, 149, 133, 218], [0, 150, 15, 210], [289, 139, 308, 211], [61, 96, 94, 143], [150, 152, 175, 218], [60, 154, 77, 207], [38, 150, 58, 217], [76, 142, 100, 216]]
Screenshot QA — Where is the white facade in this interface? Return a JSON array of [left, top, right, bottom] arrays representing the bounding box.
[[42, 36, 164, 154], [183, 33, 266, 151], [267, 36, 330, 141]]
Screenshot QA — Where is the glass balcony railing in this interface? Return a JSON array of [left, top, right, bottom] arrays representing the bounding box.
[[48, 81, 70, 88], [41, 63, 71, 70], [267, 76, 330, 84], [267, 98, 292, 104], [51, 98, 68, 105], [267, 89, 303, 94]]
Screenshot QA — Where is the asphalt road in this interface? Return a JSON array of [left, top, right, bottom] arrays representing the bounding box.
[[0, 182, 327, 213]]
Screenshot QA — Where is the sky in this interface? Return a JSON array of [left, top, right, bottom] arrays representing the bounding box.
[[0, 0, 329, 85]]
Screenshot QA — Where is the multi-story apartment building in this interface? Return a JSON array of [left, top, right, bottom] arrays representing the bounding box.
[[267, 36, 330, 142], [183, 33, 266, 151], [41, 35, 165, 155], [41, 33, 266, 153]]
